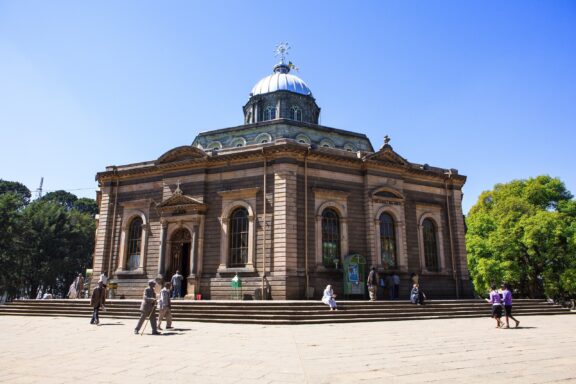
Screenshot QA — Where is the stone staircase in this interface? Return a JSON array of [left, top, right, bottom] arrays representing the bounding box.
[[0, 299, 572, 324]]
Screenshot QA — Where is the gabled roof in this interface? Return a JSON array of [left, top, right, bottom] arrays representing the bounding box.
[[365, 144, 408, 166], [156, 189, 207, 214]]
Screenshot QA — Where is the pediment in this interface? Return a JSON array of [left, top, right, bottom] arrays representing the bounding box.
[[157, 193, 207, 214], [366, 145, 408, 166], [157, 146, 206, 164]]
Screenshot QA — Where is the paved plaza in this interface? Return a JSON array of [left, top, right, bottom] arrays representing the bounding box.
[[0, 314, 575, 383]]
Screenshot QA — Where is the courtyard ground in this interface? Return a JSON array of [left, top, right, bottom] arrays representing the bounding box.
[[0, 314, 574, 383]]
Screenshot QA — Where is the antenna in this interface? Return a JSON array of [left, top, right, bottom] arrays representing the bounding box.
[[36, 177, 44, 199]]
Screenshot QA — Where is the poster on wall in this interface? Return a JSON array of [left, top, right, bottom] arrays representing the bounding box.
[[348, 264, 359, 283]]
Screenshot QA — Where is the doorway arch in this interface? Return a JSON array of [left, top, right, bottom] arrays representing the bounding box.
[[167, 228, 191, 297]]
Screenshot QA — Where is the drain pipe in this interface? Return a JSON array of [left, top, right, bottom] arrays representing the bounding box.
[[444, 171, 460, 299], [107, 168, 119, 280], [262, 150, 267, 300]]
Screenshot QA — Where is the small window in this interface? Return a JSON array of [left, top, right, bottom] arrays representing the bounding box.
[[423, 219, 439, 271], [322, 208, 340, 268], [127, 217, 143, 271], [295, 134, 311, 145]]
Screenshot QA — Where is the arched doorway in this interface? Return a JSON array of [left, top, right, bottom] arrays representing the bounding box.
[[167, 228, 191, 297]]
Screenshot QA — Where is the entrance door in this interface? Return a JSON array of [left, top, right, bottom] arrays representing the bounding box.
[[167, 229, 191, 297]]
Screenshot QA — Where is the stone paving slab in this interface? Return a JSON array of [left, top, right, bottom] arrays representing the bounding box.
[[0, 314, 575, 383]]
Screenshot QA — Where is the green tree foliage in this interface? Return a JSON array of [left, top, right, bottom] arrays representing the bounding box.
[[0, 179, 31, 204], [466, 176, 576, 299], [0, 181, 96, 298]]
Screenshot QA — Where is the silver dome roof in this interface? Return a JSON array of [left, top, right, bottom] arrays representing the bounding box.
[[250, 63, 312, 97]]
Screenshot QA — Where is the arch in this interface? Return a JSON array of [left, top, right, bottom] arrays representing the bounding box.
[[157, 145, 206, 164], [319, 138, 335, 148], [416, 211, 445, 273], [255, 132, 272, 144], [206, 141, 222, 150], [343, 143, 357, 152], [295, 134, 311, 145], [372, 187, 404, 200], [230, 137, 246, 148]]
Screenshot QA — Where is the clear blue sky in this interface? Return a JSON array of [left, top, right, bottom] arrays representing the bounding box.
[[1, 1, 574, 214]]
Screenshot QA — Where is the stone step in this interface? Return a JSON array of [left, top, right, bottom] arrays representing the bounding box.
[[0, 299, 571, 324]]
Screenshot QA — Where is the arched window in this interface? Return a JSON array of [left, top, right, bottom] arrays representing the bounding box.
[[265, 106, 276, 120], [379, 213, 396, 267], [290, 106, 302, 121], [322, 208, 340, 268], [423, 219, 439, 271], [229, 207, 249, 267], [127, 217, 143, 271]]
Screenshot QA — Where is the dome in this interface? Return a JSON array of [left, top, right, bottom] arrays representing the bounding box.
[[250, 63, 312, 97]]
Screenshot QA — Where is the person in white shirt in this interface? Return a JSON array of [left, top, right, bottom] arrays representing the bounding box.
[[157, 282, 173, 330]]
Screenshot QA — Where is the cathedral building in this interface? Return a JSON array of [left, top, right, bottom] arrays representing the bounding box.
[[93, 48, 472, 300]]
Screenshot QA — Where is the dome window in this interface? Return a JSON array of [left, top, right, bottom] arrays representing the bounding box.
[[207, 141, 222, 151], [230, 137, 247, 148], [295, 134, 311, 145], [343, 143, 357, 152], [290, 106, 302, 121], [319, 139, 335, 148], [265, 106, 277, 121], [255, 133, 272, 144]]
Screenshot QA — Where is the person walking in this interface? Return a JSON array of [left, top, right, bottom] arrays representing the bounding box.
[[157, 282, 173, 331], [90, 281, 106, 325], [367, 266, 379, 301], [391, 271, 400, 300], [321, 284, 338, 310], [485, 284, 503, 328], [171, 270, 183, 298], [501, 283, 520, 328], [134, 280, 160, 335]]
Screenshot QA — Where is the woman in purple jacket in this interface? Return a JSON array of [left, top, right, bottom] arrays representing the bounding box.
[[486, 284, 503, 328], [501, 283, 520, 328]]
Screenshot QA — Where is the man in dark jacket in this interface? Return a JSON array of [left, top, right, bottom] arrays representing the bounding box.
[[134, 280, 160, 335], [90, 281, 106, 325]]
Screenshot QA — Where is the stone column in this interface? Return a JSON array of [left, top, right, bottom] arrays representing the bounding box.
[[157, 219, 168, 278]]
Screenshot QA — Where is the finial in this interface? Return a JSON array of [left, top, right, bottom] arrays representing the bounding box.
[[384, 135, 391, 145], [174, 180, 182, 195], [274, 42, 290, 64]]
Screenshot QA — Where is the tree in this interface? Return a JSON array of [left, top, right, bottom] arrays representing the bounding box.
[[41, 190, 78, 210], [466, 176, 576, 299], [0, 181, 97, 298], [0, 180, 31, 204]]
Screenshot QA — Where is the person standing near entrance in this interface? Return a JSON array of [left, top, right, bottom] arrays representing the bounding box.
[[90, 281, 106, 325], [367, 266, 379, 301], [134, 280, 160, 335], [391, 271, 400, 300], [501, 283, 520, 328], [157, 282, 173, 330], [74, 273, 85, 298], [171, 270, 183, 298]]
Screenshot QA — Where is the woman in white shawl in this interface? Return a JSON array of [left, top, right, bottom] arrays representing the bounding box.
[[322, 284, 338, 310]]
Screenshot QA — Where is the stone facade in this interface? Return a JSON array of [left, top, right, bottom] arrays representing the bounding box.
[[92, 60, 472, 300]]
